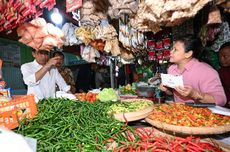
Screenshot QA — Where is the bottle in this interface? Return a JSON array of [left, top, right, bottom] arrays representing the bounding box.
[[155, 87, 164, 104]]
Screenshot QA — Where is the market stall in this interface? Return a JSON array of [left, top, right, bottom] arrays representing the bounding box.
[[0, 0, 230, 151]]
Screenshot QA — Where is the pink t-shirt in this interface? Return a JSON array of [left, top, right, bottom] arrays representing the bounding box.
[[168, 58, 227, 106]]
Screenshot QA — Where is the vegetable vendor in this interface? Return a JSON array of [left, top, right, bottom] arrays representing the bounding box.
[[160, 35, 226, 106], [21, 50, 70, 102]]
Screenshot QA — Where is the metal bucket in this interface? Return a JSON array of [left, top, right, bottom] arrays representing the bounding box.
[[136, 86, 155, 98]]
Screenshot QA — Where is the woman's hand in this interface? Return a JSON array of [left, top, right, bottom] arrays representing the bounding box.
[[159, 83, 172, 95], [174, 85, 194, 97], [159, 83, 168, 92], [175, 85, 215, 103]]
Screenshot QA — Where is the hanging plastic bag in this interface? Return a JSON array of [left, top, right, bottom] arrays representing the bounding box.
[[207, 6, 222, 25]]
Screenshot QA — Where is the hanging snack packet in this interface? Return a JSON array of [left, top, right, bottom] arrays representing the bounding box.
[[0, 88, 12, 102]]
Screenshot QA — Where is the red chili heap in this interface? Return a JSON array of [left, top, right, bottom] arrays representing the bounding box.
[[111, 128, 223, 152]]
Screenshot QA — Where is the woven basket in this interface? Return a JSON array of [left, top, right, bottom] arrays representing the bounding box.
[[145, 118, 230, 135], [114, 98, 154, 122]]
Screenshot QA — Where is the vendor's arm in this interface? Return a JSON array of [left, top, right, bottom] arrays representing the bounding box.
[[175, 70, 226, 106], [35, 57, 60, 82], [55, 70, 70, 93], [175, 86, 216, 103], [21, 57, 60, 86]]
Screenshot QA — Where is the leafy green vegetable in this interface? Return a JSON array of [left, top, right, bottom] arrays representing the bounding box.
[[98, 88, 118, 102]]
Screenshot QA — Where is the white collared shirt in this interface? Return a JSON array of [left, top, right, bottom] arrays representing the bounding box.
[[21, 60, 70, 102]]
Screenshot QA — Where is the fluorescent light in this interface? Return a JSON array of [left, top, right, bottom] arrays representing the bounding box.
[[51, 8, 63, 25]]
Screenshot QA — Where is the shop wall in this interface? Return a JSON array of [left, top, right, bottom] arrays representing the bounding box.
[[0, 37, 33, 95]]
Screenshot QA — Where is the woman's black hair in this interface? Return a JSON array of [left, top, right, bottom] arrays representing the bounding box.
[[53, 51, 64, 58], [174, 34, 203, 59]]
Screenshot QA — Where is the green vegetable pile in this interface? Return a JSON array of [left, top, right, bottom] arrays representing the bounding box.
[[119, 84, 137, 95], [98, 88, 118, 102], [108, 100, 153, 114], [14, 98, 131, 152]]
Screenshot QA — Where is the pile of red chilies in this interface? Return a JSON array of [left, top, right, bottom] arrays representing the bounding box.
[[112, 128, 223, 152]]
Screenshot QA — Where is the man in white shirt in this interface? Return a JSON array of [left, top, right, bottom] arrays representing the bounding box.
[[21, 50, 70, 102]]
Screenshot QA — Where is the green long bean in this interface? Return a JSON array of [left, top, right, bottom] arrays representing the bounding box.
[[14, 98, 131, 152]]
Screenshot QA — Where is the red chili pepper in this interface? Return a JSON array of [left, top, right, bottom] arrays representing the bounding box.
[[6, 8, 14, 20], [15, 14, 22, 24], [8, 13, 17, 23], [135, 128, 148, 140], [137, 146, 141, 152], [186, 147, 198, 152], [122, 113, 128, 126], [14, 0, 22, 10], [174, 136, 186, 142], [153, 137, 167, 144], [152, 149, 168, 152], [39, 0, 52, 9], [126, 130, 134, 142], [35, 0, 44, 5], [198, 143, 223, 152], [21, 9, 32, 17], [127, 145, 134, 152], [0, 26, 4, 32], [8, 0, 14, 5], [3, 21, 11, 29], [0, 16, 5, 25], [141, 128, 153, 139], [119, 147, 126, 152], [10, 22, 18, 30], [188, 141, 203, 151], [47, 0, 56, 11], [35, 10, 43, 17], [18, 4, 26, 13]]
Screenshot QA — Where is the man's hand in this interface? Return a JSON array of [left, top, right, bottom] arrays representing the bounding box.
[[45, 57, 60, 69], [35, 57, 60, 82]]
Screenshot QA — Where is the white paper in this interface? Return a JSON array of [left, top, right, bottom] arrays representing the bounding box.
[[56, 91, 76, 100], [208, 106, 230, 116], [161, 74, 184, 88]]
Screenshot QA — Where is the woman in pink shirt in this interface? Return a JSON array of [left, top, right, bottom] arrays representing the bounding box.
[[160, 35, 226, 106]]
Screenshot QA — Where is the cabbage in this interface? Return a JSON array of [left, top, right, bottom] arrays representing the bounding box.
[[98, 88, 118, 102]]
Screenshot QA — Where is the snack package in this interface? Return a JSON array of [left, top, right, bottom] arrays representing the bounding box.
[[0, 80, 6, 89], [0, 88, 11, 102]]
